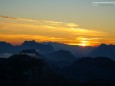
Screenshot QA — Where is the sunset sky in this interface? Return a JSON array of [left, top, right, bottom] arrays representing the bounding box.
[[0, 0, 115, 46]]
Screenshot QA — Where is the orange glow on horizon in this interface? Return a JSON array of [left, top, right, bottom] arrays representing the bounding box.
[[0, 15, 114, 46], [0, 34, 109, 47]]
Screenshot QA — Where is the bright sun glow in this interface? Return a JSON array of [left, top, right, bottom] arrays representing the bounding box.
[[79, 41, 88, 47], [77, 38, 89, 47]]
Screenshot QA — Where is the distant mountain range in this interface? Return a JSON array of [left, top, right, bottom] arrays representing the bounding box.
[[0, 40, 54, 55], [43, 42, 94, 56], [0, 41, 115, 60]]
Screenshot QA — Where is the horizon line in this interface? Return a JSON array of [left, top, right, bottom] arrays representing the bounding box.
[[0, 40, 114, 47]]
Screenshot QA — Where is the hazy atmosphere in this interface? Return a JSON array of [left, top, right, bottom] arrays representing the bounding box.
[[0, 0, 115, 86]]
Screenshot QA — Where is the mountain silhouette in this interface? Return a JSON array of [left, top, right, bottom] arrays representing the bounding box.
[[0, 54, 82, 86], [46, 50, 77, 68], [0, 41, 14, 54], [20, 40, 38, 49], [0, 41, 54, 55], [1, 41, 115, 62], [89, 44, 115, 60], [0, 40, 115, 86], [20, 40, 54, 55], [48, 50, 76, 61], [62, 57, 115, 82], [43, 42, 94, 56], [0, 54, 54, 86]]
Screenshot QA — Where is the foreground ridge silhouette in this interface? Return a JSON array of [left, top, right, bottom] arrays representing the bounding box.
[[0, 53, 115, 86]]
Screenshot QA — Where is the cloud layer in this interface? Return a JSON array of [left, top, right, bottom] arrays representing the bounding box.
[[0, 15, 108, 46]]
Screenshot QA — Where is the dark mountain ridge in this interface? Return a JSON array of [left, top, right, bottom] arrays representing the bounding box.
[[0, 54, 82, 86], [89, 44, 115, 60], [0, 53, 115, 86], [61, 57, 115, 82], [45, 50, 78, 68], [0, 40, 54, 55]]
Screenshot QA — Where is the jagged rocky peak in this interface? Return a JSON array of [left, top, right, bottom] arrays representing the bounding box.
[[22, 40, 38, 45]]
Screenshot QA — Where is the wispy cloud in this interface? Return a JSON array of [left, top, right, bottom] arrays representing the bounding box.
[[0, 15, 39, 22], [92, 1, 115, 6], [0, 15, 65, 25], [0, 15, 78, 27]]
